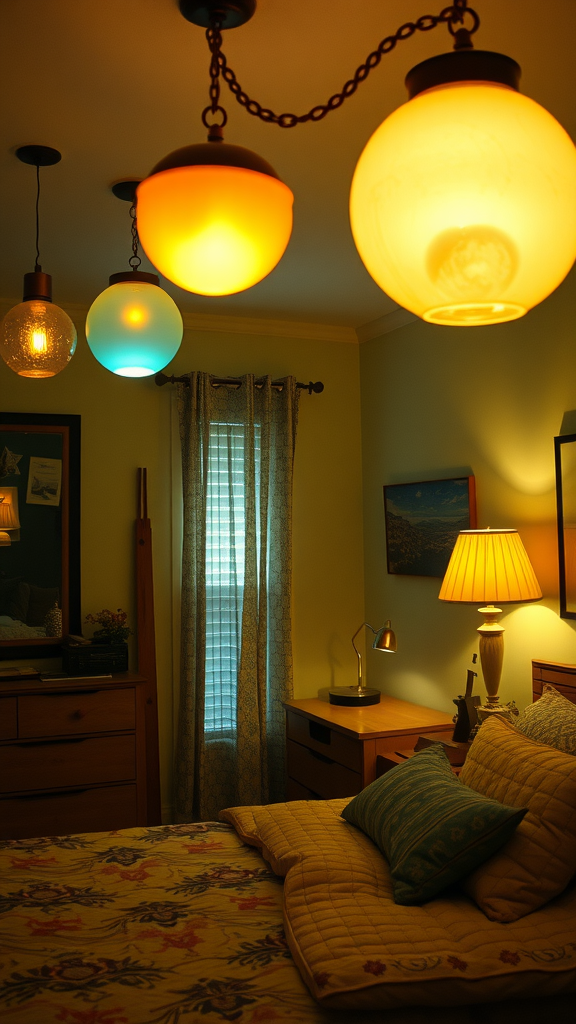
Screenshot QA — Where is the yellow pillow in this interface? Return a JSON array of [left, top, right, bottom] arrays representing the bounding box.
[[459, 715, 576, 922]]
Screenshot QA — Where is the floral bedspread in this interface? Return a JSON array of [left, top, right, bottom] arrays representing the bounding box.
[[0, 822, 572, 1024]]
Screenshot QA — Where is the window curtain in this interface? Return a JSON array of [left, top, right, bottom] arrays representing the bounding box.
[[174, 371, 300, 822]]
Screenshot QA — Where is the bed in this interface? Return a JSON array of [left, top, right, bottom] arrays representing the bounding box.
[[1, 660, 575, 1024]]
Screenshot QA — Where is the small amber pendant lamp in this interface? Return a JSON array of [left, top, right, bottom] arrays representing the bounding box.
[[0, 146, 77, 378]]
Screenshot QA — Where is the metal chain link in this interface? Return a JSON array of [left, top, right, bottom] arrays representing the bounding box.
[[205, 2, 479, 130], [129, 204, 142, 270]]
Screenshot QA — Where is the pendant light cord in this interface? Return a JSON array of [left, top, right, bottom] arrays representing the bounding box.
[[129, 204, 142, 270], [204, 1, 478, 129], [34, 162, 41, 271]]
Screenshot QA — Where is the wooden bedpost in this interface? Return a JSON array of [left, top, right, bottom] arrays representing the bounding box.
[[136, 467, 162, 824]]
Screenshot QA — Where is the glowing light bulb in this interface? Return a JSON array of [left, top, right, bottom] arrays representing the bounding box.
[[0, 297, 76, 377], [31, 329, 47, 354]]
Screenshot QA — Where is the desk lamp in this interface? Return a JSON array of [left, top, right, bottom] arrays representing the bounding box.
[[439, 528, 541, 721], [329, 620, 397, 706]]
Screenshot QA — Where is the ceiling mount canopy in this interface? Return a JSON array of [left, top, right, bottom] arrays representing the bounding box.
[[178, 0, 256, 30], [134, 0, 576, 320]]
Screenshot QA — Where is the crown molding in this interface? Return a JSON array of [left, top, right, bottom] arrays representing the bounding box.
[[356, 306, 418, 342], [0, 298, 358, 344]]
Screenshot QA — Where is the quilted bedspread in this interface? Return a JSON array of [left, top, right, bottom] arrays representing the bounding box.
[[0, 817, 574, 1024], [221, 798, 576, 1011]]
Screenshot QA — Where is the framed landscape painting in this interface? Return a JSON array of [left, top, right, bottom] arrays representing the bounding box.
[[384, 476, 477, 577]]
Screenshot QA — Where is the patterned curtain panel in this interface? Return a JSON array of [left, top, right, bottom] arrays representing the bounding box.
[[174, 371, 300, 822]]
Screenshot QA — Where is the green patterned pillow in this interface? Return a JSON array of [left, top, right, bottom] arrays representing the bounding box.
[[341, 744, 526, 905], [515, 684, 576, 754]]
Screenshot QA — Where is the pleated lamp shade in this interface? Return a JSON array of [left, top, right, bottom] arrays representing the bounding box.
[[439, 529, 542, 604], [0, 489, 20, 530]]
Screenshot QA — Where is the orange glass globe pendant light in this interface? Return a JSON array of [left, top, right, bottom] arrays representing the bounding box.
[[86, 182, 183, 377], [350, 11, 576, 326], [136, 1, 294, 297], [0, 146, 77, 377]]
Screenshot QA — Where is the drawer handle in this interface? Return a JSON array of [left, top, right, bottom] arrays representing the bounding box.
[[309, 721, 331, 745], [71, 710, 86, 720], [308, 748, 334, 765]]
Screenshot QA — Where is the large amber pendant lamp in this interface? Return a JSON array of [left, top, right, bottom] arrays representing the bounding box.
[[350, 50, 576, 326], [136, 142, 293, 296]]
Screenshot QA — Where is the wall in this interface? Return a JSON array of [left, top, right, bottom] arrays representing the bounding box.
[[0, 311, 365, 819], [360, 266, 576, 717]]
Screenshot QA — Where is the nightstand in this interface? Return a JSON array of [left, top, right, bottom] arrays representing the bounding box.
[[283, 696, 454, 799]]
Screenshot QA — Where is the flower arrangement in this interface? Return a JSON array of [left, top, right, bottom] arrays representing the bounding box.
[[85, 608, 132, 645]]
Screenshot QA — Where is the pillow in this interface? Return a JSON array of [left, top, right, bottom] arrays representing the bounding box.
[[0, 576, 23, 616], [460, 714, 576, 922], [8, 581, 29, 623], [515, 683, 576, 754], [26, 584, 60, 626], [341, 743, 526, 905]]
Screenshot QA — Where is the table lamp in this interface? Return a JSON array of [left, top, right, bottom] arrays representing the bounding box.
[[0, 488, 20, 546], [329, 620, 397, 706], [439, 528, 541, 722]]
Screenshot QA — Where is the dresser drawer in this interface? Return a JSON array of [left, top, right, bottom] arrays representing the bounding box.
[[0, 735, 136, 794], [0, 783, 139, 840], [286, 710, 362, 772], [0, 697, 17, 739], [286, 777, 322, 801], [287, 738, 361, 799], [18, 688, 136, 738]]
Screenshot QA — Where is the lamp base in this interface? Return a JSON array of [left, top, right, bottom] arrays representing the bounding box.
[[328, 686, 381, 707], [476, 699, 519, 726]]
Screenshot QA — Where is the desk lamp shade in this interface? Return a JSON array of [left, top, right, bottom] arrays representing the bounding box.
[[329, 620, 397, 707], [0, 488, 20, 545], [439, 529, 541, 719]]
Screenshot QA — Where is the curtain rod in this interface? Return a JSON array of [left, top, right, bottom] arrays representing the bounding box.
[[155, 372, 324, 394]]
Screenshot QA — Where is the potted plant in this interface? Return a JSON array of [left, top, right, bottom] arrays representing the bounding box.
[[63, 608, 132, 675]]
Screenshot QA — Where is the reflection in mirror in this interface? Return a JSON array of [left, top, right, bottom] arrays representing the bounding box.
[[555, 432, 576, 619], [0, 413, 80, 657]]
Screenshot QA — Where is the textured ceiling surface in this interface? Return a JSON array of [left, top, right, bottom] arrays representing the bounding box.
[[1, 0, 575, 329]]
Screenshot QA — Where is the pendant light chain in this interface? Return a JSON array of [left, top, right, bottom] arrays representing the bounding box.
[[207, 2, 479, 129], [129, 204, 142, 270], [202, 17, 228, 131], [34, 162, 42, 271]]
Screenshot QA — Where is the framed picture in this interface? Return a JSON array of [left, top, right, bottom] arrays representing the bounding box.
[[555, 432, 576, 619], [384, 476, 477, 577]]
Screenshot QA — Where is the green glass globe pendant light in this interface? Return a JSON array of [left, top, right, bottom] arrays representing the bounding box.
[[85, 182, 183, 377], [0, 146, 77, 378]]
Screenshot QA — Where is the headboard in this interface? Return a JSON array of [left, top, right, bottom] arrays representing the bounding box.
[[532, 660, 576, 705]]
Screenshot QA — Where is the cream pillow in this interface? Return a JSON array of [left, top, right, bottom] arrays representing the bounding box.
[[459, 715, 576, 922], [515, 683, 576, 754]]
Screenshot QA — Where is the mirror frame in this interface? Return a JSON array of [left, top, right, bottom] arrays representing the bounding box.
[[0, 412, 81, 658], [555, 431, 576, 620]]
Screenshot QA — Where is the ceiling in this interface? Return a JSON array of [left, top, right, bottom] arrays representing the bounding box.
[[1, 0, 575, 332]]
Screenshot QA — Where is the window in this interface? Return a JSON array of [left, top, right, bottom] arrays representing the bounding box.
[[204, 422, 260, 734]]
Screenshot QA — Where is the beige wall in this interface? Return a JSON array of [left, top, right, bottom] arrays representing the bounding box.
[[0, 313, 364, 818], [359, 267, 576, 717]]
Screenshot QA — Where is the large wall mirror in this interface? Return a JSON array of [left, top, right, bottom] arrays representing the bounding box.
[[555, 431, 576, 619], [0, 412, 80, 658]]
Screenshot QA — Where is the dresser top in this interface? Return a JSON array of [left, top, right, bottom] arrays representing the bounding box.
[[284, 695, 453, 740], [0, 671, 146, 697]]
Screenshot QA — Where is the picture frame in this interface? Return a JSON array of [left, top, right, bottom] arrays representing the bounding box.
[[554, 432, 576, 619], [384, 476, 477, 577]]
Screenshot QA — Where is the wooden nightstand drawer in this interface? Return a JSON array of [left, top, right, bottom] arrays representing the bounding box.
[[18, 688, 136, 738], [286, 710, 362, 772], [0, 784, 139, 840], [0, 697, 17, 739], [287, 738, 361, 798], [0, 735, 136, 794]]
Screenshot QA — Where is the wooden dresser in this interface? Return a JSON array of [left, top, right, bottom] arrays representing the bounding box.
[[0, 673, 148, 840], [284, 696, 454, 800]]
